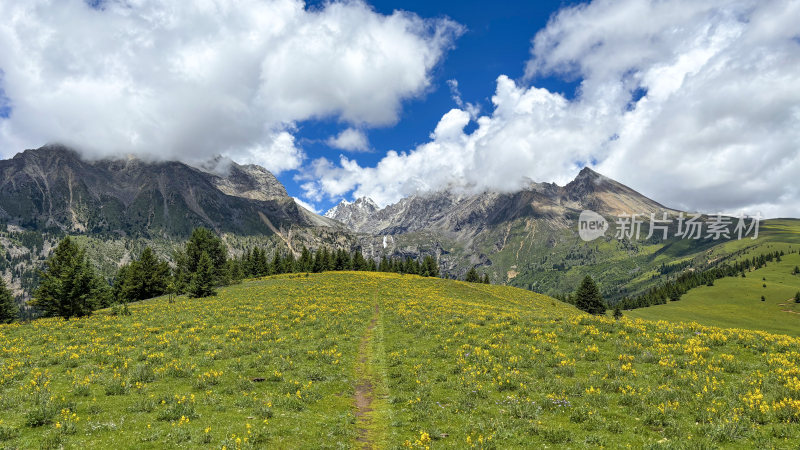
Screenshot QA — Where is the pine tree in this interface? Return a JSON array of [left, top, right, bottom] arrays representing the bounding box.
[[352, 251, 368, 271], [112, 264, 132, 303], [271, 251, 283, 275], [403, 258, 418, 275], [299, 246, 312, 272], [313, 249, 325, 273], [31, 237, 109, 319], [257, 248, 270, 275], [114, 247, 170, 303], [419, 255, 439, 278], [0, 276, 18, 324], [482, 273, 490, 284], [282, 251, 296, 273], [188, 252, 216, 298], [172, 249, 191, 294], [242, 248, 254, 276], [185, 228, 228, 285], [613, 306, 623, 321], [379, 255, 390, 272], [227, 259, 243, 284], [465, 267, 479, 283], [574, 275, 606, 315], [334, 249, 349, 271]]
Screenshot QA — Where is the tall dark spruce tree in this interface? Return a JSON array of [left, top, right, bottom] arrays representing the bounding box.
[[31, 237, 110, 319], [0, 276, 18, 323], [575, 275, 606, 315], [174, 228, 228, 295], [188, 252, 217, 298], [113, 247, 171, 303]]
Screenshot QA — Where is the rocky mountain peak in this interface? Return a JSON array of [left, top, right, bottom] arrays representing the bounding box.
[[564, 166, 673, 215], [564, 166, 608, 199], [324, 197, 380, 230], [212, 161, 288, 201]]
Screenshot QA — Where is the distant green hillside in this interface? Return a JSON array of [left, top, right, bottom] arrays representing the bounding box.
[[498, 218, 800, 302], [1, 272, 799, 448], [627, 249, 800, 336]]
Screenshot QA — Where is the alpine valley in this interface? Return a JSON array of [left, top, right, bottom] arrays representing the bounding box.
[[1, 145, 799, 325]]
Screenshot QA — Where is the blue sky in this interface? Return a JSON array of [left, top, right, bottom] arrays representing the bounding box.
[[287, 1, 581, 211], [0, 0, 798, 217]]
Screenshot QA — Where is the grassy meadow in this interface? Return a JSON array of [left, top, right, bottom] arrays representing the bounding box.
[[1, 272, 800, 448], [627, 249, 800, 337]]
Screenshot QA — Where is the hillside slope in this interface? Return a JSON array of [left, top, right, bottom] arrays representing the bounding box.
[[1, 273, 798, 448], [627, 247, 800, 336]]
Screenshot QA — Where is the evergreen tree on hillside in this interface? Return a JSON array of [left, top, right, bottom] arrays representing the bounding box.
[[420, 255, 439, 278], [0, 276, 18, 324], [379, 255, 390, 272], [112, 264, 131, 303], [227, 259, 243, 284], [352, 251, 368, 271], [334, 249, 350, 271], [282, 251, 296, 273], [185, 228, 228, 285], [795, 291, 800, 303], [172, 249, 191, 294], [115, 247, 170, 303], [254, 248, 270, 276], [465, 267, 480, 283], [271, 251, 283, 275], [312, 249, 325, 273], [482, 273, 490, 284], [188, 252, 216, 298], [574, 276, 606, 315], [31, 237, 110, 319], [299, 246, 313, 272], [325, 248, 336, 271]]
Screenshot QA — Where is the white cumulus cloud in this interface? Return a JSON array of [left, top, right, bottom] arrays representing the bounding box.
[[305, 0, 800, 217], [0, 0, 462, 174], [326, 128, 370, 152]]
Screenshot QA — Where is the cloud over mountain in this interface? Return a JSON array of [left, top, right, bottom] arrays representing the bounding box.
[[0, 0, 461, 173], [305, 0, 800, 217]]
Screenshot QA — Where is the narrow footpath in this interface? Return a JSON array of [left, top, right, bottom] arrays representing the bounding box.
[[354, 303, 389, 448]]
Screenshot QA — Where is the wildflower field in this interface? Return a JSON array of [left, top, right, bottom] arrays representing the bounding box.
[[1, 272, 799, 448]]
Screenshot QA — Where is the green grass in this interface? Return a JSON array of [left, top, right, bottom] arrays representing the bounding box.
[[2, 272, 800, 448], [627, 251, 800, 337]]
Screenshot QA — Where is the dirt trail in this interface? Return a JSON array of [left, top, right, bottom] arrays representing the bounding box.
[[355, 304, 381, 448]]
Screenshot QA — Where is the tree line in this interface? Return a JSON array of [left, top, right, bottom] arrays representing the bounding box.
[[232, 245, 444, 279], [1, 227, 495, 321], [616, 250, 786, 310]]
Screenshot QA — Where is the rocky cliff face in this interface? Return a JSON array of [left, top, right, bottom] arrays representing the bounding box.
[[212, 162, 288, 201], [0, 144, 334, 237]]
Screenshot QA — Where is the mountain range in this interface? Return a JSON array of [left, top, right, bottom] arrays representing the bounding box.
[[0, 145, 738, 304], [0, 144, 338, 237], [324, 167, 673, 236]]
